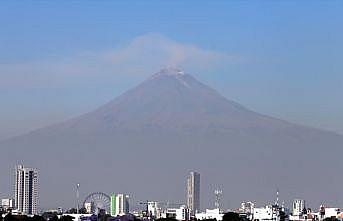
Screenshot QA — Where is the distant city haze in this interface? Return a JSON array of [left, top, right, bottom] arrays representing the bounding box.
[[1, 68, 342, 211]]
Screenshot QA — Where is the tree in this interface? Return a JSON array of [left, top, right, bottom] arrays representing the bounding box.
[[0, 207, 4, 221], [222, 212, 242, 221], [50, 215, 60, 221], [79, 207, 88, 214], [42, 212, 59, 221], [279, 211, 286, 221], [27, 215, 45, 221], [323, 217, 339, 221], [4, 213, 16, 221], [156, 218, 178, 221], [65, 208, 77, 214], [202, 219, 217, 221], [98, 214, 111, 221], [60, 215, 75, 221]]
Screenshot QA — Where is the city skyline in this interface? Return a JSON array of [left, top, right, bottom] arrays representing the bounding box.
[[2, 165, 341, 217]]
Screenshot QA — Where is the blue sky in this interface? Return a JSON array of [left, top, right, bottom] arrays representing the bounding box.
[[0, 1, 342, 140]]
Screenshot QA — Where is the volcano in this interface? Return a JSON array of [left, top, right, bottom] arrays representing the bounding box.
[[1, 68, 342, 209]]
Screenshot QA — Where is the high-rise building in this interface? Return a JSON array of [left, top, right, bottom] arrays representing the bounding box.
[[110, 193, 129, 216], [110, 194, 116, 216], [186, 171, 200, 214], [292, 199, 305, 216], [14, 165, 38, 215]]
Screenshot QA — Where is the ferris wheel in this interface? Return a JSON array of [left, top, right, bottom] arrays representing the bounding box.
[[83, 192, 111, 214]]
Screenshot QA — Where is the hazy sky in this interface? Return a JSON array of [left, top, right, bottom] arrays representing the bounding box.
[[0, 1, 342, 140]]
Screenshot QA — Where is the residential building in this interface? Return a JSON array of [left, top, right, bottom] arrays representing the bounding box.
[[1, 199, 14, 211], [253, 205, 278, 221], [163, 206, 190, 221], [195, 208, 224, 221], [293, 199, 306, 216], [240, 201, 255, 220], [241, 201, 255, 214], [319, 206, 341, 220], [147, 201, 161, 218], [14, 165, 38, 215]]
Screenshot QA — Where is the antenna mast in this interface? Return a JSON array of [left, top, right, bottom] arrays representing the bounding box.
[[76, 183, 80, 213], [275, 188, 279, 207]]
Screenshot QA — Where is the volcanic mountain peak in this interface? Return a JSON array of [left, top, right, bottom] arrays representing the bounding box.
[[151, 67, 185, 79], [159, 67, 184, 75], [149, 67, 190, 88], [1, 68, 343, 209]]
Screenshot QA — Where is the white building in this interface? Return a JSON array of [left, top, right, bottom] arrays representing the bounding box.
[[14, 165, 38, 215], [253, 205, 278, 221], [319, 206, 341, 220], [1, 199, 14, 210], [187, 171, 200, 214], [62, 214, 93, 221], [241, 201, 255, 214], [163, 206, 190, 221], [196, 208, 224, 221], [84, 202, 93, 214], [292, 199, 305, 216], [147, 201, 162, 218], [110, 193, 129, 216]]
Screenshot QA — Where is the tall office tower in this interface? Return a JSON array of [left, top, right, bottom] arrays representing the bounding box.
[[14, 165, 38, 215], [186, 171, 200, 214], [292, 199, 306, 216], [110, 193, 129, 216]]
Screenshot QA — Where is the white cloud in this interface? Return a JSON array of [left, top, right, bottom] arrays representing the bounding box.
[[103, 33, 235, 68], [0, 33, 241, 89]]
